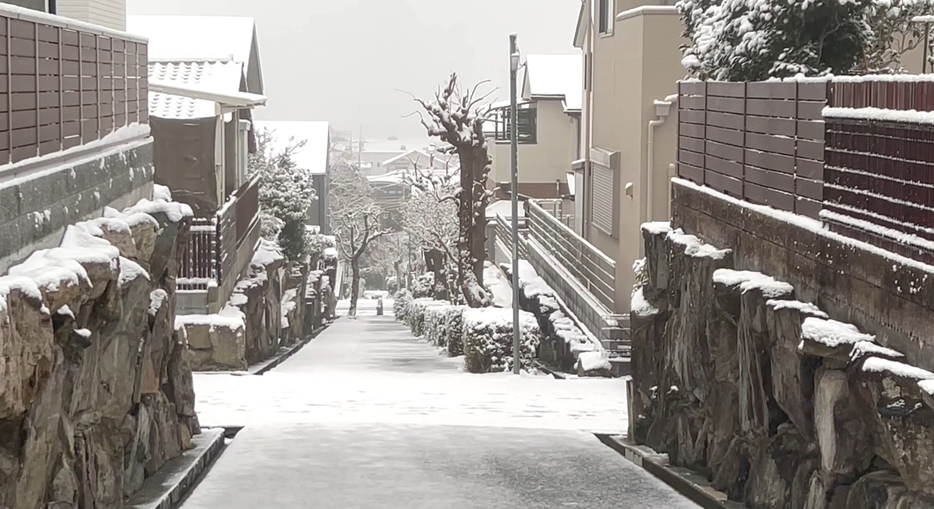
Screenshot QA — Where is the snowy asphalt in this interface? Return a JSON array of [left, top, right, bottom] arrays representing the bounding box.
[[180, 300, 700, 509]]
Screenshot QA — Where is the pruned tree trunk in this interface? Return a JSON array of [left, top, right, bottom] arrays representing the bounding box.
[[349, 256, 361, 317]]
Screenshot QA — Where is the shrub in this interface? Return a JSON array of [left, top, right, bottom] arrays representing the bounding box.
[[462, 308, 541, 373], [411, 273, 435, 299], [444, 306, 467, 356], [393, 289, 411, 321]]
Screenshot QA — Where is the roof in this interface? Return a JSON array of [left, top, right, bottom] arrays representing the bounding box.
[[255, 121, 330, 175], [524, 54, 583, 113], [382, 149, 432, 167], [127, 15, 263, 93], [573, 1, 590, 49], [148, 60, 245, 119], [150, 80, 266, 108]]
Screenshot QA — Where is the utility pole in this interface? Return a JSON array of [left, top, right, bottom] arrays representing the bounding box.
[[510, 33, 521, 375], [357, 124, 363, 170]]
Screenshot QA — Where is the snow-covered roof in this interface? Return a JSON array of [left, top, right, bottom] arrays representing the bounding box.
[[148, 60, 245, 119], [383, 149, 432, 166], [486, 199, 526, 218], [127, 15, 263, 93], [524, 54, 583, 113], [255, 121, 330, 175]]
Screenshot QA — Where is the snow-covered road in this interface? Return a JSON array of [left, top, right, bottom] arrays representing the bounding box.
[[181, 303, 699, 508]]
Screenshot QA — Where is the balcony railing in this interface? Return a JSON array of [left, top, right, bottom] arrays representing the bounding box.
[[526, 199, 616, 311], [178, 176, 261, 291], [0, 8, 148, 165]]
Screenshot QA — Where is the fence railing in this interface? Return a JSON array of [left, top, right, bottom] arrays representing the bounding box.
[[0, 9, 148, 165], [677, 80, 826, 219], [678, 77, 934, 265], [177, 176, 261, 290], [526, 199, 615, 311], [494, 212, 528, 260]]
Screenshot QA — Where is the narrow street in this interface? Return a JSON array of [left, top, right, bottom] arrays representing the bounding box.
[[181, 301, 700, 508]]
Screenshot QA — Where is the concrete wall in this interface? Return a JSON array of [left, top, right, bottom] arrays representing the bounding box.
[[489, 99, 578, 196], [672, 179, 934, 373], [0, 139, 154, 273]]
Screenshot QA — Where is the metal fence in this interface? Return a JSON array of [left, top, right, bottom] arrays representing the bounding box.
[[526, 199, 615, 311], [0, 11, 148, 164]]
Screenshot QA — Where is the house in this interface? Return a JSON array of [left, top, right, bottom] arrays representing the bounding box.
[[5, 0, 128, 30], [573, 0, 684, 314], [127, 15, 269, 316], [254, 120, 331, 233], [486, 54, 582, 200]]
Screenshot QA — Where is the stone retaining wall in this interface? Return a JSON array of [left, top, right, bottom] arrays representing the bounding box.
[[0, 185, 199, 508], [632, 220, 934, 509]]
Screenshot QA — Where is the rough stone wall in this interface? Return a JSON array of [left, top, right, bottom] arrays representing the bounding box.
[[181, 239, 291, 371], [0, 187, 199, 509], [632, 223, 934, 509], [0, 139, 155, 274]]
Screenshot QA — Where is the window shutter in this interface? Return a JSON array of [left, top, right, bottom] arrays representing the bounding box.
[[591, 163, 615, 234]]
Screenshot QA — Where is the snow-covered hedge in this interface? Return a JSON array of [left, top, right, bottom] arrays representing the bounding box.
[[411, 273, 435, 299], [500, 260, 606, 374], [393, 289, 411, 321], [444, 306, 466, 356], [462, 308, 540, 373]]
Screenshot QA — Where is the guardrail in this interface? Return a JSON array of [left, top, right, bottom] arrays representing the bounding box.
[[0, 8, 148, 165], [526, 199, 615, 311]]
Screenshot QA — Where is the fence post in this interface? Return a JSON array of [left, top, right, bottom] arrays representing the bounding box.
[[741, 82, 747, 202], [702, 81, 708, 186]]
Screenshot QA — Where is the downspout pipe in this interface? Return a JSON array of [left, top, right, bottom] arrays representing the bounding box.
[[646, 97, 675, 225]]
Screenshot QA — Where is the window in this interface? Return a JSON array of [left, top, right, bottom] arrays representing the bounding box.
[[598, 0, 614, 35], [496, 106, 537, 144], [584, 54, 591, 91]]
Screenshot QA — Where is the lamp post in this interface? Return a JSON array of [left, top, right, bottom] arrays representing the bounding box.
[[510, 33, 521, 375]]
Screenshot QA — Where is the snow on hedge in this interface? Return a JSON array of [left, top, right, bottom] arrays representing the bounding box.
[[462, 308, 541, 373]]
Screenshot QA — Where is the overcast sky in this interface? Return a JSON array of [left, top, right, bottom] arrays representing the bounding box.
[[128, 0, 582, 142]]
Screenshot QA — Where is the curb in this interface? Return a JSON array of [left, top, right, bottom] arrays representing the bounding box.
[[124, 427, 226, 509], [596, 434, 747, 509], [251, 321, 331, 375]]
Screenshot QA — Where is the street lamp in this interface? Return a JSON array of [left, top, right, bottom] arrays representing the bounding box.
[[509, 33, 522, 375]]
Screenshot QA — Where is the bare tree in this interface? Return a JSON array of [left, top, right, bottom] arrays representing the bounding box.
[[412, 73, 494, 307], [401, 170, 460, 302], [329, 162, 391, 316]]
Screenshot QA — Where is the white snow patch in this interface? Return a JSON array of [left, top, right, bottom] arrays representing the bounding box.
[[150, 289, 168, 316], [667, 229, 730, 259], [712, 269, 794, 298], [118, 257, 150, 288], [631, 287, 659, 317], [850, 340, 904, 362], [176, 305, 245, 331], [577, 351, 611, 372], [920, 379, 934, 397], [252, 239, 284, 268], [766, 299, 828, 318], [123, 198, 193, 223], [642, 221, 672, 235], [862, 357, 934, 381], [153, 184, 173, 202], [483, 261, 512, 308], [801, 317, 875, 349], [0, 276, 42, 313], [75, 328, 91, 339], [56, 305, 75, 319]]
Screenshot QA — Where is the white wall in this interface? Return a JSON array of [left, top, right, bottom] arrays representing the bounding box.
[[57, 0, 126, 31]]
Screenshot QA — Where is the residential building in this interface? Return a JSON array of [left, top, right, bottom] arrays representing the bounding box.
[[486, 53, 582, 200], [0, 2, 153, 273], [574, 0, 683, 313], [3, 0, 127, 30], [127, 15, 269, 315], [255, 120, 331, 233]]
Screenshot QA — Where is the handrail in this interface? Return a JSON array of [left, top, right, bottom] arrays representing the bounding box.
[[527, 200, 615, 266]]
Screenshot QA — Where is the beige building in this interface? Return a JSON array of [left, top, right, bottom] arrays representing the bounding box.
[[574, 0, 683, 313], [487, 54, 582, 199]]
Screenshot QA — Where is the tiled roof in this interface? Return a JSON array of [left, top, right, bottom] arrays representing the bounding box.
[[148, 60, 244, 119]]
